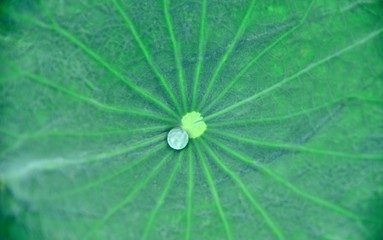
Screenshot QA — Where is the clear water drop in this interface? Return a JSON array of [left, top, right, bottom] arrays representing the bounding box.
[[167, 127, 189, 150]]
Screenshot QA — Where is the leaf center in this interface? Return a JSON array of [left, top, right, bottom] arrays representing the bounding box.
[[181, 111, 207, 139]]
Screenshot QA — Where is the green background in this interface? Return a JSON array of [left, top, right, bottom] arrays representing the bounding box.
[[1, 0, 383, 239]]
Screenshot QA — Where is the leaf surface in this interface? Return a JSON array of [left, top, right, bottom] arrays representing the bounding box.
[[1, 0, 383, 239]]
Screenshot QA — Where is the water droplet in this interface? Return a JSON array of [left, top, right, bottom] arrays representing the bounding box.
[[167, 127, 189, 150]]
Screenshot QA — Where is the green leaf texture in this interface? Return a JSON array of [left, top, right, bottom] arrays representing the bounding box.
[[1, 0, 383, 239]]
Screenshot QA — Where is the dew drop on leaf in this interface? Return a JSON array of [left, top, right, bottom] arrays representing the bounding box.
[[167, 127, 189, 150]]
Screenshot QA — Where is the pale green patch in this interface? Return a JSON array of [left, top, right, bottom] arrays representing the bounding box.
[[181, 111, 207, 139]]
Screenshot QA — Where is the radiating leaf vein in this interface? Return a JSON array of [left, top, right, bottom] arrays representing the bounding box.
[[205, 27, 383, 120]]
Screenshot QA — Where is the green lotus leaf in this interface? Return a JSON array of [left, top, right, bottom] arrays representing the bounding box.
[[1, 0, 383, 239]]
